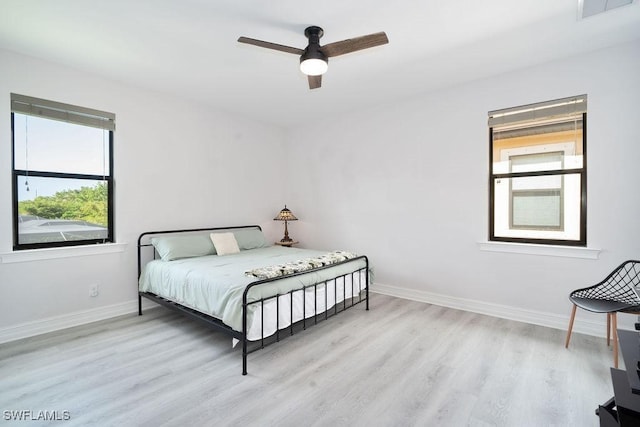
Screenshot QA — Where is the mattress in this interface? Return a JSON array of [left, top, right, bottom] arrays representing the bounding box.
[[139, 246, 367, 340]]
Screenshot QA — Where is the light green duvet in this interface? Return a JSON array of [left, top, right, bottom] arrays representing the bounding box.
[[139, 246, 368, 337]]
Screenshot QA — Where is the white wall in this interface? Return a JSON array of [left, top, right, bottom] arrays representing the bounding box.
[[1, 39, 638, 342], [0, 49, 287, 338], [285, 40, 640, 334]]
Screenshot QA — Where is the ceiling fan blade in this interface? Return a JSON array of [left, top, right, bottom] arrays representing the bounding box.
[[321, 32, 389, 58], [237, 36, 304, 55], [308, 75, 322, 90]]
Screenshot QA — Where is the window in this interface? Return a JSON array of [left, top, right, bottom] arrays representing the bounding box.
[[489, 95, 586, 246], [11, 94, 115, 250]]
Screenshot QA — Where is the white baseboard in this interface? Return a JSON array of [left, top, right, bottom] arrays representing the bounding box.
[[0, 283, 630, 345], [371, 282, 625, 339], [0, 299, 155, 344]]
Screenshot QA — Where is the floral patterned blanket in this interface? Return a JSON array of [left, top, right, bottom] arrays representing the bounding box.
[[245, 250, 358, 279]]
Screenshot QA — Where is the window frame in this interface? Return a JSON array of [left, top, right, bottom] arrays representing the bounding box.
[[488, 96, 587, 247], [10, 94, 115, 251]]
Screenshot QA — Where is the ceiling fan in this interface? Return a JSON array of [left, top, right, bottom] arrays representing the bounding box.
[[237, 26, 389, 90]]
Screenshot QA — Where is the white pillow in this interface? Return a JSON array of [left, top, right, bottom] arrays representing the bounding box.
[[210, 232, 240, 256]]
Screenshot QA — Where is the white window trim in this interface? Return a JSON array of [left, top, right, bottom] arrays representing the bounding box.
[[478, 241, 600, 259], [0, 242, 127, 263]]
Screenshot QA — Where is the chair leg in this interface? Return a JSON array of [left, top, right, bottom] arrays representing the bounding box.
[[612, 312, 619, 369], [565, 304, 577, 348], [607, 313, 611, 346]]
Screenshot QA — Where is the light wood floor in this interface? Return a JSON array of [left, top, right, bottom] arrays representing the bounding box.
[[0, 293, 614, 426]]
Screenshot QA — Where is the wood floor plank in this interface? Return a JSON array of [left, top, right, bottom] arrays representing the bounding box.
[[0, 294, 613, 426]]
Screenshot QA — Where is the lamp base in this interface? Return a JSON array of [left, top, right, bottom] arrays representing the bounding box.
[[280, 220, 293, 243], [275, 240, 298, 247]]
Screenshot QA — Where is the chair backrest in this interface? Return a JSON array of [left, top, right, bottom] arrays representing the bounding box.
[[571, 260, 640, 305]]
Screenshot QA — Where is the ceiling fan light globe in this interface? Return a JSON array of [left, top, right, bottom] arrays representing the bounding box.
[[300, 58, 328, 76]]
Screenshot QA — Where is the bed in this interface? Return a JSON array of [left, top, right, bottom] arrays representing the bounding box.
[[137, 225, 369, 375]]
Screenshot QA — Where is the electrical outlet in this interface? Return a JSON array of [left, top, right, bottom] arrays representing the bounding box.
[[90, 284, 99, 297]]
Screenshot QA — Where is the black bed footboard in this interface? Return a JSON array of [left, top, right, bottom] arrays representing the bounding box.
[[241, 255, 369, 375], [137, 225, 370, 376]]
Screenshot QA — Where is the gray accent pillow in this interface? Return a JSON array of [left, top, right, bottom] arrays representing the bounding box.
[[233, 228, 268, 250], [151, 234, 216, 261]]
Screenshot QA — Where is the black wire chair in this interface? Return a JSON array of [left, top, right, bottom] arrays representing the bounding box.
[[565, 260, 640, 368]]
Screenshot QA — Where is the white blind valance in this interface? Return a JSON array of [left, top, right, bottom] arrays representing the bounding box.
[[488, 94, 587, 128], [11, 93, 115, 131]]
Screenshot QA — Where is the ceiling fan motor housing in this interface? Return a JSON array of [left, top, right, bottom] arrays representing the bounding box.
[[300, 46, 328, 67], [301, 27, 328, 63], [300, 26, 328, 75]]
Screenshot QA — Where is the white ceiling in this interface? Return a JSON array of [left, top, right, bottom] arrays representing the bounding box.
[[1, 0, 639, 128]]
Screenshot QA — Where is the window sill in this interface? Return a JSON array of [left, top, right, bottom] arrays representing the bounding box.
[[0, 243, 127, 264], [477, 241, 600, 259]]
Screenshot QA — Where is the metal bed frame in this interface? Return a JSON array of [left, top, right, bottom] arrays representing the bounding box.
[[137, 225, 369, 375]]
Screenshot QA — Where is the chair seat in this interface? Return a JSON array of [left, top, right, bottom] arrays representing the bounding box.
[[569, 296, 638, 313]]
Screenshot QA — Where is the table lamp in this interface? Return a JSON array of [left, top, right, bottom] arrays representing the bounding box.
[[274, 205, 298, 243]]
